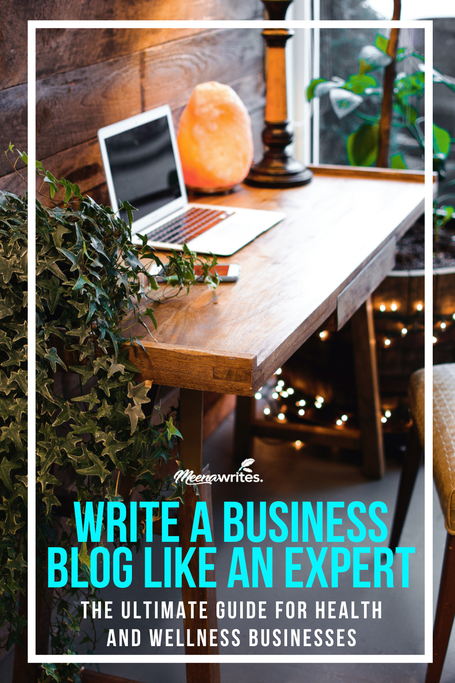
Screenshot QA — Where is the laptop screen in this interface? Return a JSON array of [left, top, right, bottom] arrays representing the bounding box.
[[104, 115, 182, 224]]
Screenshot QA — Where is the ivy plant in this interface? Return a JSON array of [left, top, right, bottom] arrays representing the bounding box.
[[0, 147, 217, 682]]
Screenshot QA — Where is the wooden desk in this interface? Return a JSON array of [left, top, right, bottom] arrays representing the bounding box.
[[129, 166, 425, 395], [126, 166, 425, 683]]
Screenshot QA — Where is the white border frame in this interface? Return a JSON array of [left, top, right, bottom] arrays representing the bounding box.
[[27, 18, 433, 665]]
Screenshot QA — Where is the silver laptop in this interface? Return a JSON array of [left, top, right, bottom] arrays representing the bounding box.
[[97, 105, 285, 256]]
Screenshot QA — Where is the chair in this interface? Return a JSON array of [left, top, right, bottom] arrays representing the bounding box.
[[389, 363, 455, 683]]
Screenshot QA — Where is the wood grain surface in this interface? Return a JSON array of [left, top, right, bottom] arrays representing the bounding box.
[[337, 238, 396, 329], [1, 28, 265, 179], [1, 0, 264, 89], [125, 168, 425, 395], [309, 164, 433, 184], [0, 71, 265, 196], [0, 2, 265, 191], [32, 28, 263, 162]]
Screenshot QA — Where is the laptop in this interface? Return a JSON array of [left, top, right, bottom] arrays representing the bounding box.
[[97, 105, 285, 256]]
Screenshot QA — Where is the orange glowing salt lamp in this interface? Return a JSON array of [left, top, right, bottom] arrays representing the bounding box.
[[177, 81, 254, 193]]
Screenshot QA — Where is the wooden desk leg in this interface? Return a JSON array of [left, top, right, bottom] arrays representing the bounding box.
[[179, 389, 220, 683], [233, 395, 254, 465], [351, 297, 385, 479]]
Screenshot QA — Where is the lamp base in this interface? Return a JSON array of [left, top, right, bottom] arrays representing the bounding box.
[[245, 162, 313, 188], [244, 120, 313, 188]]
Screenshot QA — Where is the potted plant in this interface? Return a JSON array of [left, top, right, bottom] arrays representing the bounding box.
[[0, 146, 217, 683]]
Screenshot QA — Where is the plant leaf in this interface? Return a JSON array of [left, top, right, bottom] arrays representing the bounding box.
[[307, 78, 327, 101], [433, 123, 451, 159], [346, 123, 379, 167], [127, 381, 152, 407], [359, 45, 392, 70], [125, 403, 146, 435], [391, 154, 407, 170], [329, 88, 363, 119]]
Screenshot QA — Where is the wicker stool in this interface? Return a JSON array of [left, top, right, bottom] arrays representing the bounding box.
[[389, 363, 455, 683]]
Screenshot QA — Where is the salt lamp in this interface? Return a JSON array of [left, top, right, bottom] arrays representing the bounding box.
[[177, 81, 254, 193]]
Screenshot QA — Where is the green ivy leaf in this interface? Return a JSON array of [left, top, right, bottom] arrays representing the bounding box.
[[45, 347, 67, 372], [41, 664, 60, 682], [71, 388, 100, 411], [127, 381, 152, 406], [0, 255, 23, 284], [78, 542, 91, 570], [74, 451, 111, 482], [51, 401, 74, 428], [125, 403, 146, 435], [166, 416, 182, 441], [0, 456, 21, 491], [118, 200, 136, 227], [7, 370, 27, 394], [97, 432, 129, 468], [1, 347, 27, 368], [69, 362, 96, 385], [107, 360, 126, 378]]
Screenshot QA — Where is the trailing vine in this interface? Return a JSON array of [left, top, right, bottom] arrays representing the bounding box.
[[0, 147, 217, 682]]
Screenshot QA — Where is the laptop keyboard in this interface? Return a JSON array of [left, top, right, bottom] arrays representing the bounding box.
[[146, 206, 233, 245]]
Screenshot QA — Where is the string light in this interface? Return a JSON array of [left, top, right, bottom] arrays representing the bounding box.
[[255, 302, 455, 441]]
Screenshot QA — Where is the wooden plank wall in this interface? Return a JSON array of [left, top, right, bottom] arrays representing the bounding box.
[[0, 0, 266, 201]]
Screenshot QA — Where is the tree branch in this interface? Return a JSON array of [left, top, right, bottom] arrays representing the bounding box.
[[376, 0, 402, 168]]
